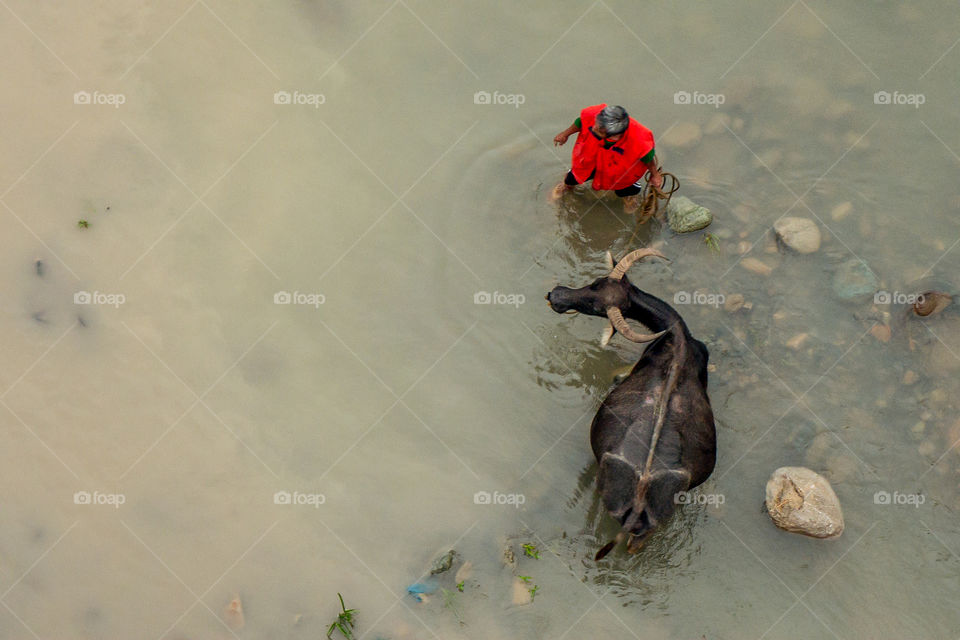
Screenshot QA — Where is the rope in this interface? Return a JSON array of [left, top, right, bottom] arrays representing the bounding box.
[[624, 168, 679, 249], [636, 168, 679, 224]]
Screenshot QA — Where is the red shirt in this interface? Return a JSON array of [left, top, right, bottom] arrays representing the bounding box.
[[571, 104, 655, 190]]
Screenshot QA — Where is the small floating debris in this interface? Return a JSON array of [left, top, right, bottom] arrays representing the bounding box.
[[502, 543, 517, 570], [407, 578, 438, 603], [77, 219, 90, 229], [35, 260, 45, 277], [224, 594, 244, 631]]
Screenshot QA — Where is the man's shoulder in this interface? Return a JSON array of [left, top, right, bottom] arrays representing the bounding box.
[[581, 103, 606, 119]]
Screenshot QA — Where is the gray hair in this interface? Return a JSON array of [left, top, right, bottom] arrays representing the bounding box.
[[596, 105, 629, 135]]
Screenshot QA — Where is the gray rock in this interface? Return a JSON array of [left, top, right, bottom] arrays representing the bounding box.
[[667, 196, 713, 233], [832, 259, 878, 301], [429, 549, 456, 575], [765, 466, 844, 539], [774, 217, 821, 254]]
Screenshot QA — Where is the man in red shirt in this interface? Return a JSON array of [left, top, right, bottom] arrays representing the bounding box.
[[551, 104, 662, 213]]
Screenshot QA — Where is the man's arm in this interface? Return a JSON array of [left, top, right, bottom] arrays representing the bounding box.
[[641, 149, 662, 188], [554, 118, 581, 146]]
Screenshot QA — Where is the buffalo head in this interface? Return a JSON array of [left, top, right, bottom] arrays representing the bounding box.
[[546, 248, 669, 345]]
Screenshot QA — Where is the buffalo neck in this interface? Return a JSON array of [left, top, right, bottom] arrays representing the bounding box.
[[624, 285, 685, 334]]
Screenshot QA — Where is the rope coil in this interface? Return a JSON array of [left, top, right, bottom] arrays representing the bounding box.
[[637, 169, 679, 224]]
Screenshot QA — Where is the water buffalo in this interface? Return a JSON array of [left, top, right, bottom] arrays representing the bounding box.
[[546, 248, 716, 558]]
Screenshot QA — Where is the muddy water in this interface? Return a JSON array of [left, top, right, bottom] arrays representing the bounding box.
[[2, 2, 960, 639]]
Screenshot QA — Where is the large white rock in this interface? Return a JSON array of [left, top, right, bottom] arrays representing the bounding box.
[[765, 466, 844, 538], [774, 217, 821, 254]]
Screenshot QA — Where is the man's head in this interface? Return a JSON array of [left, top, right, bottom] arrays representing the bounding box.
[[594, 105, 629, 138]]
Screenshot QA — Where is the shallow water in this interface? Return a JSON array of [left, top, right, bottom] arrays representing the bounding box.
[[3, 1, 960, 638]]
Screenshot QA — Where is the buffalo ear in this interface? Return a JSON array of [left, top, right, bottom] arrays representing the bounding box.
[[604, 251, 614, 270]]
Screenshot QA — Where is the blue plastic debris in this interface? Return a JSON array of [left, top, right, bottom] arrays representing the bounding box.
[[406, 578, 439, 602]]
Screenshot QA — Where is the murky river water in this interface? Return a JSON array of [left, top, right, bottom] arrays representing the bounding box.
[[3, 2, 960, 638]]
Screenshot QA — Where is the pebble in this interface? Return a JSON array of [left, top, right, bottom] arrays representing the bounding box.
[[724, 294, 746, 313], [741, 257, 773, 275], [832, 259, 879, 301], [662, 122, 702, 149], [831, 202, 853, 221], [902, 370, 918, 385], [774, 217, 821, 254], [765, 466, 844, 539], [736, 241, 752, 254], [869, 324, 892, 343], [786, 333, 809, 350]]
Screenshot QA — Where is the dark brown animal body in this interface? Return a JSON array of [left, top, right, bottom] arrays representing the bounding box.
[[547, 249, 716, 557]]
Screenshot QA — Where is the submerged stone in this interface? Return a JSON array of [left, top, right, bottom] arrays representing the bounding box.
[[774, 217, 821, 253], [667, 196, 713, 233], [832, 259, 878, 301]]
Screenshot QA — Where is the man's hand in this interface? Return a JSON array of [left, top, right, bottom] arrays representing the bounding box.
[[554, 122, 580, 146], [649, 172, 663, 189]]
